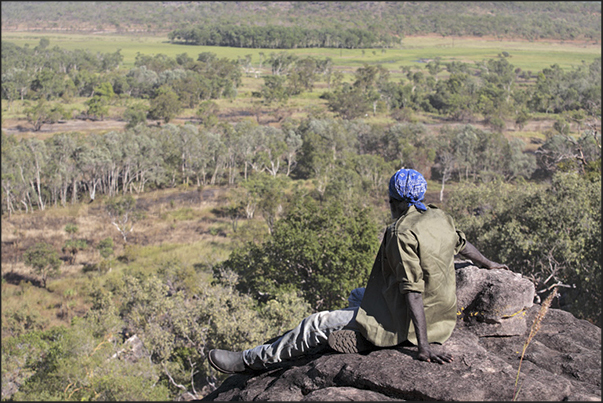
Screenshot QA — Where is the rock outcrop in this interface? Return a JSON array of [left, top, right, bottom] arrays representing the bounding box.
[[202, 265, 601, 401]]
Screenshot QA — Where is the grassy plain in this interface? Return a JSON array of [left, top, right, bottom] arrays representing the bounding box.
[[2, 31, 600, 75]]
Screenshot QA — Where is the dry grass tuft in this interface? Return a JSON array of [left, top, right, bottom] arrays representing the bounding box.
[[513, 287, 558, 400]]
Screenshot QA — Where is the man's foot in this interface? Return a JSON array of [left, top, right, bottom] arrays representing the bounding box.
[[208, 349, 247, 374], [328, 330, 373, 354]]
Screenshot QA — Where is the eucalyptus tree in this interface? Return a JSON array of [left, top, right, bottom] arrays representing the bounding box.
[[287, 57, 318, 95], [154, 124, 182, 187], [173, 70, 206, 108], [129, 126, 166, 193], [23, 242, 62, 288], [283, 127, 303, 177], [156, 68, 187, 88], [257, 126, 288, 177], [78, 134, 110, 201], [24, 99, 61, 132], [105, 194, 138, 243], [234, 120, 264, 180], [205, 129, 227, 185], [85, 82, 115, 120], [20, 138, 49, 211], [217, 124, 239, 185], [267, 52, 298, 76], [1, 67, 30, 106], [72, 69, 101, 97], [296, 118, 359, 198], [381, 123, 431, 170], [451, 125, 480, 181], [259, 75, 289, 105], [350, 153, 392, 198], [148, 85, 181, 123], [99, 131, 128, 197], [4, 138, 37, 213], [45, 132, 81, 207], [1, 133, 19, 216], [30, 68, 65, 100], [117, 129, 143, 194], [125, 66, 159, 98], [174, 124, 201, 186]]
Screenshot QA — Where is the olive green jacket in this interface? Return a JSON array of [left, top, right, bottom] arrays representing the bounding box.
[[355, 204, 466, 347]]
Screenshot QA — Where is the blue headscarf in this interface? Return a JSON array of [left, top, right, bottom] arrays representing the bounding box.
[[388, 168, 428, 212]]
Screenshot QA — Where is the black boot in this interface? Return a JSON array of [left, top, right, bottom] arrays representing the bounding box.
[[208, 349, 247, 374]]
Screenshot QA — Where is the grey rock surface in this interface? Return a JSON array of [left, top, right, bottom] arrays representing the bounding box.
[[201, 266, 601, 401]]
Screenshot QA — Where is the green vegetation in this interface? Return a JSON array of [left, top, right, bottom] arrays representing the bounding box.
[[221, 195, 380, 311], [23, 243, 62, 288], [169, 24, 398, 49], [2, 2, 600, 42], [1, 2, 601, 400]]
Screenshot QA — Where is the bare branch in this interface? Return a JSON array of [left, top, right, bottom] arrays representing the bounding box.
[[162, 362, 188, 393]]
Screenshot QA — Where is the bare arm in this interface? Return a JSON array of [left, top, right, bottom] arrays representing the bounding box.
[[458, 241, 509, 270], [406, 292, 453, 364]]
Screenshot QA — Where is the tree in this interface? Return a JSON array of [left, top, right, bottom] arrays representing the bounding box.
[[124, 102, 148, 129], [105, 195, 138, 243], [445, 173, 601, 326], [95, 236, 115, 273], [267, 52, 298, 76], [85, 82, 115, 120], [259, 75, 289, 105], [287, 57, 317, 95], [97, 237, 115, 259], [62, 239, 88, 265], [148, 85, 181, 123], [220, 196, 380, 311], [196, 100, 219, 127], [325, 85, 370, 120], [24, 99, 63, 131], [61, 223, 87, 265], [23, 242, 62, 288]]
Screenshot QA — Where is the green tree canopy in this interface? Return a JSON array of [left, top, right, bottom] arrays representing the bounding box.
[[445, 172, 601, 326], [23, 242, 62, 288], [219, 195, 380, 311], [148, 85, 182, 123]]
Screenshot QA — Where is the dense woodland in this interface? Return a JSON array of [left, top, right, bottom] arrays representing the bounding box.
[[1, 2, 601, 401], [2, 2, 601, 42], [168, 24, 398, 49]]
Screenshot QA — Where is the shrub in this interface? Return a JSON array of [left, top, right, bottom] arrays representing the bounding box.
[[23, 243, 62, 288]]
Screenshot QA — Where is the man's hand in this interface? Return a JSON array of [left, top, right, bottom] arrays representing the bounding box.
[[486, 261, 509, 270], [417, 346, 454, 364], [406, 292, 454, 364], [460, 242, 509, 270]]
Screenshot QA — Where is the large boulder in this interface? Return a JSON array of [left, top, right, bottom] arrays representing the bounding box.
[[455, 262, 535, 336], [201, 265, 601, 401]]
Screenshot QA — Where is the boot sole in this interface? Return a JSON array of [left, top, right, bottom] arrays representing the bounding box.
[[328, 330, 373, 354]]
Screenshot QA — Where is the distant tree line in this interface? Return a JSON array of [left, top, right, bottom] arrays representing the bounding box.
[[2, 2, 600, 42], [168, 24, 399, 49]]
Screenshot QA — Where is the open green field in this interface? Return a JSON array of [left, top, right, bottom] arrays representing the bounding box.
[[2, 31, 600, 75]]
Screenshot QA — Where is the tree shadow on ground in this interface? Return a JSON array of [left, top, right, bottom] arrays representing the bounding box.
[[2, 271, 43, 288]]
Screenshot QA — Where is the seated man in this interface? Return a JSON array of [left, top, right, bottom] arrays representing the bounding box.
[[209, 168, 508, 373]]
